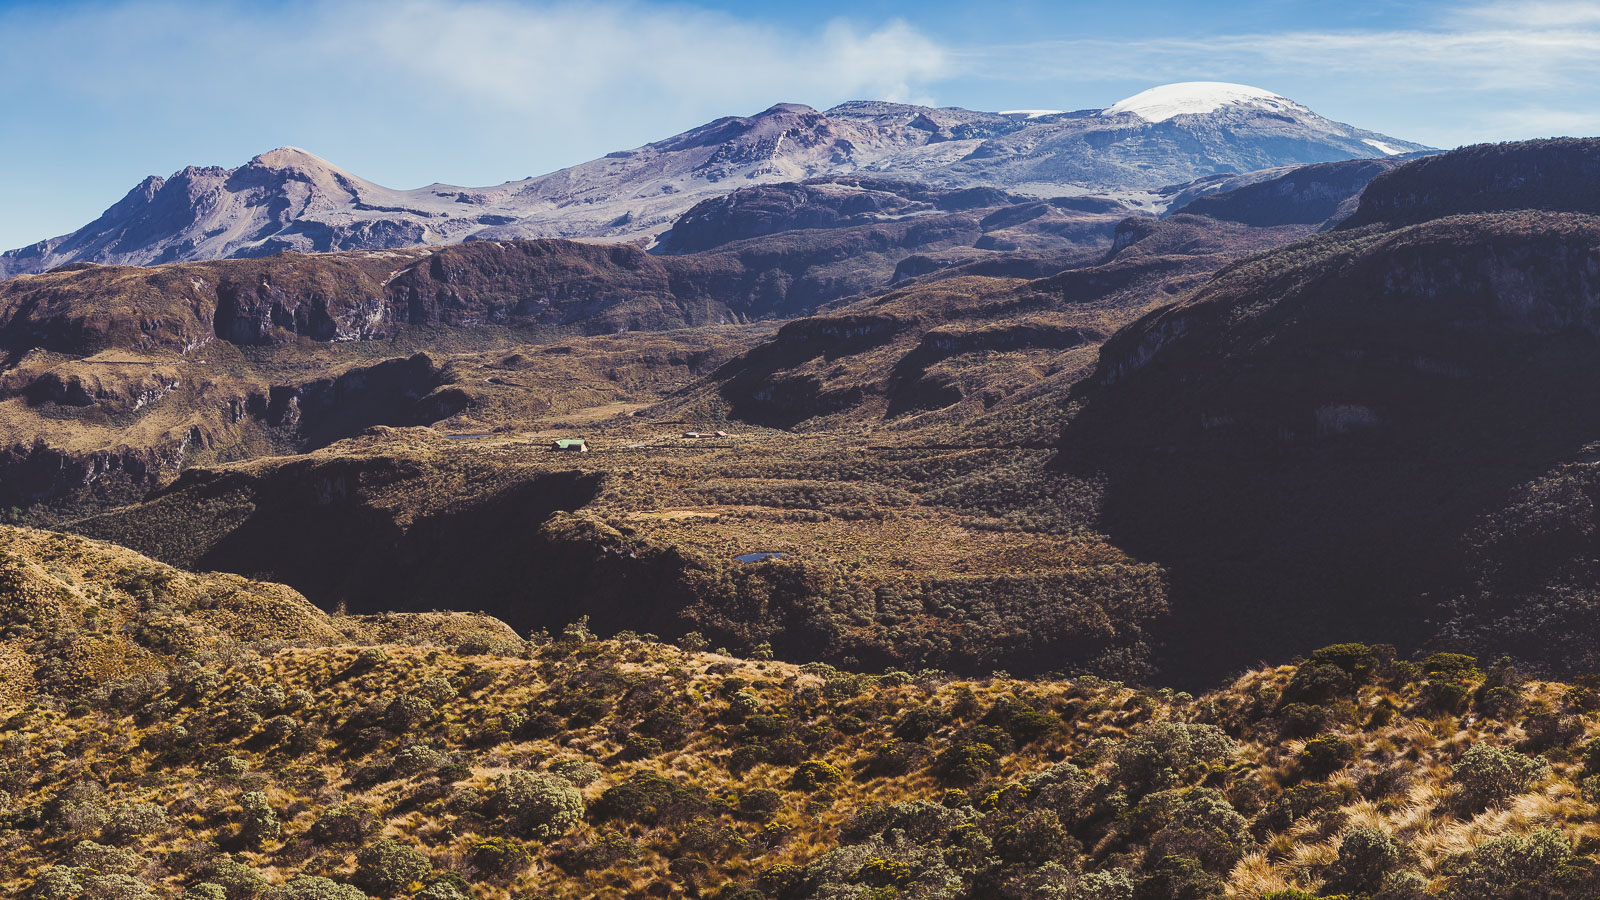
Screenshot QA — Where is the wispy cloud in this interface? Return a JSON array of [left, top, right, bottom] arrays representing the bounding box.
[[335, 0, 948, 114], [967, 0, 1600, 145], [0, 0, 1596, 250], [0, 0, 949, 128], [0, 0, 952, 246]]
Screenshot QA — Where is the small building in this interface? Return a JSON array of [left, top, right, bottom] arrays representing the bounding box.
[[550, 439, 588, 452]]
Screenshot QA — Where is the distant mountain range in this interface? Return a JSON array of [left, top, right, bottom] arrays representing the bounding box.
[[0, 82, 1431, 279]]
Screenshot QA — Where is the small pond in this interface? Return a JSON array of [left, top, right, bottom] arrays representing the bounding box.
[[734, 552, 786, 563], [445, 433, 495, 440]]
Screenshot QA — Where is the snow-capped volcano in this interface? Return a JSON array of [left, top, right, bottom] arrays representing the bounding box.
[[1101, 82, 1310, 123], [1, 87, 1433, 278]]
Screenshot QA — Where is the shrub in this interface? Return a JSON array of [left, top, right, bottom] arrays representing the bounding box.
[[259, 715, 299, 747], [437, 760, 472, 784], [1311, 643, 1381, 680], [261, 877, 366, 900], [792, 760, 844, 791], [353, 839, 431, 896], [1452, 828, 1598, 900], [206, 756, 249, 779], [392, 744, 445, 777], [104, 802, 168, 844], [678, 818, 747, 856], [182, 886, 229, 900], [738, 788, 784, 821], [238, 792, 280, 848], [1276, 703, 1336, 738], [549, 758, 602, 787], [1008, 708, 1061, 745], [415, 676, 456, 705], [1113, 722, 1236, 795], [1281, 662, 1355, 706], [488, 771, 585, 839], [414, 882, 471, 900], [1358, 766, 1414, 802], [1136, 788, 1251, 873], [1075, 869, 1137, 900], [347, 648, 388, 674], [45, 781, 109, 838], [1323, 827, 1407, 894], [1451, 744, 1548, 811], [863, 738, 929, 777], [566, 832, 640, 872], [1419, 679, 1473, 715], [850, 858, 912, 888], [1254, 783, 1347, 835], [470, 837, 533, 880], [310, 805, 376, 846], [66, 839, 142, 874], [30, 867, 85, 900], [1423, 653, 1481, 681], [995, 808, 1080, 867], [766, 736, 807, 765], [1135, 855, 1224, 900], [1522, 705, 1586, 752], [1298, 736, 1357, 779], [934, 741, 999, 785], [383, 695, 436, 731], [621, 735, 663, 760], [1025, 761, 1094, 821], [895, 706, 948, 742], [198, 856, 266, 899], [595, 771, 710, 825], [1478, 686, 1525, 720], [80, 874, 158, 900]]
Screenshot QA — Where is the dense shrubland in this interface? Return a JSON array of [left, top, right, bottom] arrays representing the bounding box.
[[5, 628, 1600, 899]]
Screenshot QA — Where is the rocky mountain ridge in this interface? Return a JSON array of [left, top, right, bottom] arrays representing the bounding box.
[[1, 84, 1430, 278]]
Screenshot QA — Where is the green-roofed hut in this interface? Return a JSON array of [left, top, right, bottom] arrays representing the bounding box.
[[550, 439, 588, 452]]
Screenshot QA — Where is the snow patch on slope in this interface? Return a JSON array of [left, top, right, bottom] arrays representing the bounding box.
[[1362, 138, 1404, 156], [999, 109, 1064, 119], [1101, 82, 1305, 122]]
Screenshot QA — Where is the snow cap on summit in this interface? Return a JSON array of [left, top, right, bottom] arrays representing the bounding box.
[[1101, 82, 1307, 123]]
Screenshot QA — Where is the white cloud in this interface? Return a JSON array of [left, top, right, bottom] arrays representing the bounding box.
[[0, 0, 948, 126], [1463, 0, 1600, 26], [335, 0, 947, 115], [0, 0, 953, 247], [965, 1, 1600, 147]]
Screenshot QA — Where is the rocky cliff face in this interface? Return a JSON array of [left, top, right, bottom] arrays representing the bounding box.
[[0, 349, 471, 509], [697, 213, 1308, 431], [655, 178, 1025, 254], [0, 190, 1134, 355], [2, 86, 1429, 277]]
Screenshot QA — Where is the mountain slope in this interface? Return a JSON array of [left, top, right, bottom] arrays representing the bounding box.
[[1339, 137, 1600, 229], [7, 625, 1598, 900], [1, 84, 1430, 277], [1167, 157, 1405, 228], [1062, 161, 1600, 683]]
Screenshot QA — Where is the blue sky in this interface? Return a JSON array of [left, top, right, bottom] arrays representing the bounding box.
[[1, 0, 1596, 249]]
